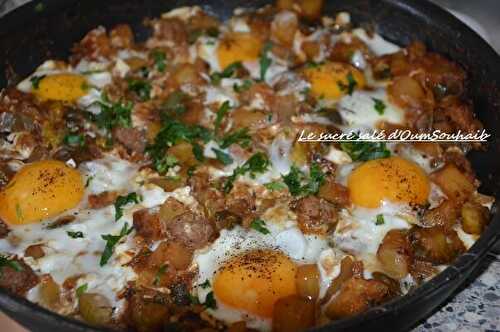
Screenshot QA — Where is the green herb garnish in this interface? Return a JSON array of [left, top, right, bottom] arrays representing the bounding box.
[[192, 143, 205, 162], [223, 152, 269, 193], [203, 291, 217, 309], [212, 148, 233, 165], [94, 95, 133, 131], [233, 79, 252, 93], [128, 79, 152, 101], [100, 222, 133, 266], [76, 283, 88, 297], [210, 62, 243, 85], [63, 133, 86, 147], [264, 181, 287, 191], [152, 50, 167, 72], [372, 98, 386, 115], [282, 162, 325, 196], [250, 218, 270, 234], [67, 231, 84, 239], [259, 41, 273, 81], [214, 100, 231, 135], [339, 140, 390, 161], [0, 256, 23, 275], [337, 72, 357, 95], [30, 75, 46, 89], [114, 192, 141, 221], [375, 214, 385, 225], [199, 279, 211, 289], [219, 128, 251, 149]]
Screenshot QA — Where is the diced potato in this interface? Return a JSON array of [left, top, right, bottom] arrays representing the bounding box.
[[409, 227, 465, 264], [25, 244, 45, 259], [295, 264, 320, 300], [298, 0, 324, 20], [231, 108, 268, 130], [78, 293, 113, 326], [272, 295, 315, 332], [371, 272, 401, 297], [377, 230, 412, 279], [318, 180, 350, 206], [461, 201, 489, 235], [149, 176, 186, 192], [431, 164, 475, 203], [321, 256, 354, 304], [325, 277, 389, 320], [421, 200, 459, 229], [168, 142, 198, 167], [128, 291, 170, 332], [159, 197, 188, 223], [39, 276, 61, 310], [271, 10, 299, 47], [387, 76, 429, 110], [228, 321, 247, 332]]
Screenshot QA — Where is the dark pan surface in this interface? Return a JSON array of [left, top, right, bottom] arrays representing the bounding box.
[[0, 1, 499, 331]]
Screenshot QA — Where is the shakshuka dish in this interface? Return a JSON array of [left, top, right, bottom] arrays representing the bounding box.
[[0, 1, 494, 331]]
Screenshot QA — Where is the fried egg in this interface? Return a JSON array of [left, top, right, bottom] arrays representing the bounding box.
[[194, 223, 328, 330], [16, 60, 112, 111]]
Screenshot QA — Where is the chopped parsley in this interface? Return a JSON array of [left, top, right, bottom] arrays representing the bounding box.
[[259, 41, 273, 81], [264, 181, 287, 191], [375, 214, 385, 225], [372, 98, 386, 115], [212, 148, 233, 165], [233, 79, 252, 93], [100, 222, 133, 266], [219, 127, 251, 149], [203, 291, 217, 309], [114, 192, 141, 221], [337, 72, 357, 95], [127, 79, 152, 101], [30, 75, 46, 89], [339, 140, 390, 161], [0, 256, 23, 275], [192, 143, 205, 162], [67, 231, 84, 239], [85, 175, 94, 188], [154, 155, 178, 174], [76, 283, 88, 297], [214, 100, 231, 135], [63, 133, 86, 147], [146, 118, 211, 173], [210, 62, 243, 85], [250, 218, 270, 234], [154, 264, 168, 286], [152, 50, 167, 72], [199, 279, 211, 289], [282, 162, 325, 197], [94, 95, 133, 131], [223, 152, 269, 193]]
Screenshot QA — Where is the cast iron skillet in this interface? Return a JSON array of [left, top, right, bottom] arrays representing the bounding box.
[[0, 0, 499, 331]]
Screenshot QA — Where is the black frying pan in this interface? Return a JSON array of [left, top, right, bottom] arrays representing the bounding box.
[[0, 0, 499, 331]]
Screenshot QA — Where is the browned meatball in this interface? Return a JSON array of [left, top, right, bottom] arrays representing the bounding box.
[[292, 196, 338, 234], [0, 258, 39, 295], [165, 212, 215, 249], [133, 208, 165, 243]]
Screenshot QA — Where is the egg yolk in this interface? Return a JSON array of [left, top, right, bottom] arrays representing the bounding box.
[[303, 62, 365, 100], [347, 156, 430, 208], [217, 32, 263, 70], [0, 160, 84, 225], [34, 74, 88, 102], [213, 249, 297, 318]]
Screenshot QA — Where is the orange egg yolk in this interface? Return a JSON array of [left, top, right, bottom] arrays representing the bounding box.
[[217, 32, 263, 70], [213, 249, 297, 318], [0, 160, 84, 225], [347, 156, 430, 208], [303, 62, 365, 100], [34, 73, 88, 102]]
